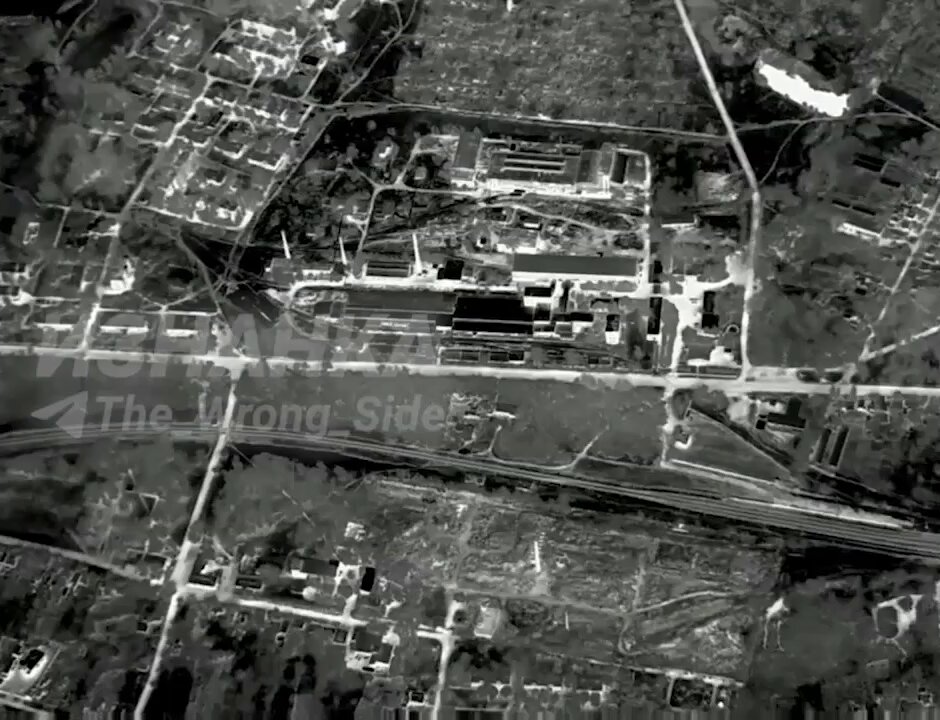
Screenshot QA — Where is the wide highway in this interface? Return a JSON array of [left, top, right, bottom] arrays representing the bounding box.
[[1, 423, 938, 563]]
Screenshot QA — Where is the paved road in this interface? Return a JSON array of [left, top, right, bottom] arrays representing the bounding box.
[[133, 378, 240, 720], [2, 423, 938, 562], [673, 0, 762, 376], [1, 343, 938, 398]]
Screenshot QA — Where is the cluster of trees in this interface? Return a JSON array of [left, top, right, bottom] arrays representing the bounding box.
[[394, 632, 440, 692], [874, 409, 940, 509], [749, 571, 940, 712], [503, 598, 555, 636], [739, 39, 940, 367], [861, 343, 940, 388], [0, 552, 161, 715], [0, 450, 86, 544], [157, 602, 371, 720], [71, 438, 207, 558], [0, 436, 210, 554], [255, 166, 369, 256], [0, 4, 153, 205], [748, 189, 880, 367], [714, 0, 935, 90], [208, 453, 376, 554], [0, 20, 59, 182], [446, 639, 514, 687]]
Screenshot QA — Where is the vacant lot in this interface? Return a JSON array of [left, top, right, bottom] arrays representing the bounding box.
[[622, 540, 780, 679], [493, 380, 666, 465], [235, 369, 481, 447], [395, 0, 718, 126], [456, 505, 652, 609], [666, 410, 793, 485], [235, 371, 666, 465], [0, 356, 231, 431]]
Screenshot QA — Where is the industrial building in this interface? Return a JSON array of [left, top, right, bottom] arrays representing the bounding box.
[[510, 253, 640, 284], [450, 134, 651, 204]]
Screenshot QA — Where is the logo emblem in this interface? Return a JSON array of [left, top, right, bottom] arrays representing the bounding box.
[[31, 391, 89, 439]]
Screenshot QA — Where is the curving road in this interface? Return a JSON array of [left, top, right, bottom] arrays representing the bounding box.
[[2, 423, 939, 563]]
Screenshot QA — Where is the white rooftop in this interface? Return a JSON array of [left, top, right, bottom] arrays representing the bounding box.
[[756, 54, 850, 118]]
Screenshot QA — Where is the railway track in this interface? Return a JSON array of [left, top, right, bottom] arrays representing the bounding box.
[[1, 425, 937, 562]]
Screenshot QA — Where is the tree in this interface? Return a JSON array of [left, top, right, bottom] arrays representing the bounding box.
[[881, 411, 940, 510], [748, 197, 881, 366], [721, 0, 936, 89], [0, 452, 86, 542], [0, 8, 146, 200], [209, 454, 376, 554], [689, 386, 730, 416], [202, 0, 310, 22], [420, 586, 447, 627], [71, 438, 206, 558], [447, 640, 513, 686], [861, 337, 940, 388], [65, 135, 137, 198]]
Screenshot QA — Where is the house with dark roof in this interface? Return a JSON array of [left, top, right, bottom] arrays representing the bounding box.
[[758, 397, 807, 432], [511, 254, 639, 283], [288, 554, 338, 579]]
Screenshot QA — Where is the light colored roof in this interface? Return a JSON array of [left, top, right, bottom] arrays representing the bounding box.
[[756, 50, 849, 117]]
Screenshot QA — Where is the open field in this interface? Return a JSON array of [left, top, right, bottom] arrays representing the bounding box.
[[199, 454, 783, 687], [457, 505, 650, 610], [491, 380, 666, 465], [235, 370, 666, 466], [624, 603, 756, 680], [666, 409, 793, 483], [234, 368, 473, 448], [0, 356, 231, 431], [622, 537, 780, 679], [454, 593, 628, 665]]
